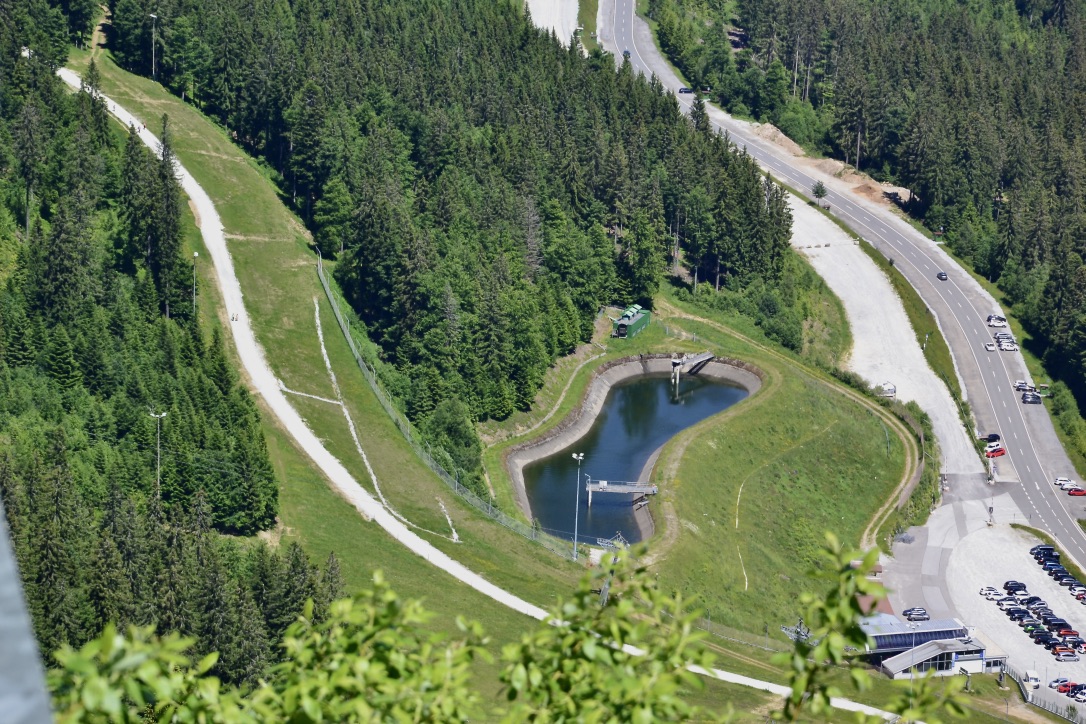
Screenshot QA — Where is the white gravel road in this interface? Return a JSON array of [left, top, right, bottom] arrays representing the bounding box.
[[948, 525, 1086, 680], [57, 67, 903, 719], [790, 198, 983, 475], [526, 0, 579, 46]]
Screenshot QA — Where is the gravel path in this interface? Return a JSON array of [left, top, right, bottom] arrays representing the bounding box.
[[948, 525, 1086, 679], [789, 198, 983, 475], [525, 0, 579, 46], [58, 66, 902, 720]]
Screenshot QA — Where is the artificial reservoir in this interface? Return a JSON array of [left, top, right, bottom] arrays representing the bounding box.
[[523, 374, 748, 545]]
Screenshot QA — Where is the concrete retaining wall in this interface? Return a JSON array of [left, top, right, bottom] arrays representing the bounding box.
[[504, 354, 764, 521]]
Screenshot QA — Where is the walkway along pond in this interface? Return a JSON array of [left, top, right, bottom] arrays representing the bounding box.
[[506, 355, 762, 545]]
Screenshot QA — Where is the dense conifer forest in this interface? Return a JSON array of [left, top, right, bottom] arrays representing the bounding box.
[[102, 0, 798, 491], [652, 0, 1086, 457], [0, 5, 338, 684]]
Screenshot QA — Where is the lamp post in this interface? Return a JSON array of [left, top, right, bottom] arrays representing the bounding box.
[[149, 14, 158, 82], [149, 410, 167, 488], [192, 251, 198, 317], [572, 453, 584, 561]]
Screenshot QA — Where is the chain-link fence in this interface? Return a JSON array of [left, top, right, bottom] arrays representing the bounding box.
[[1006, 662, 1086, 722], [315, 258, 578, 561]]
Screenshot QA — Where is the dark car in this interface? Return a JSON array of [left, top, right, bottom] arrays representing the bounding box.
[[1024, 393, 1043, 404], [1062, 578, 1081, 587], [937, 271, 948, 280], [678, 87, 693, 94], [1004, 581, 1025, 590], [1032, 545, 1055, 556], [1048, 621, 1071, 632], [983, 433, 1003, 443], [623, 49, 631, 58], [1038, 636, 1060, 646], [1025, 596, 1045, 605], [1033, 629, 1055, 640], [902, 607, 927, 616], [1047, 638, 1070, 649]]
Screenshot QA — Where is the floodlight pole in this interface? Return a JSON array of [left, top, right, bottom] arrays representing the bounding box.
[[149, 14, 158, 82], [572, 453, 584, 561], [192, 251, 198, 316]]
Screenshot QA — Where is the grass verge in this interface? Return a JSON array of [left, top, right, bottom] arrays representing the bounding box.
[[578, 0, 599, 52]]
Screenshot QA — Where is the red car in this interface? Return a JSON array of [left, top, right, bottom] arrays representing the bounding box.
[[1070, 489, 1086, 496], [986, 447, 1007, 458], [1059, 681, 1078, 693]]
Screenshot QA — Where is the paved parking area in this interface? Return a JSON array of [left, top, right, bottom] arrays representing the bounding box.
[[947, 524, 1086, 683]]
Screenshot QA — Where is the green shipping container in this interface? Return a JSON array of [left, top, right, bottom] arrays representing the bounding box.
[[612, 305, 650, 338]]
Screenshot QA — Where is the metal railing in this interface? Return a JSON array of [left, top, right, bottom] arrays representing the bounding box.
[[315, 258, 578, 561]]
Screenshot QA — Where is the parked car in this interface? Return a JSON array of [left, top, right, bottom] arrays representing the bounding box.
[[937, 271, 948, 280], [1005, 581, 1026, 590], [1060, 480, 1081, 490], [907, 612, 930, 621], [988, 318, 1007, 327], [1024, 393, 1043, 404], [678, 87, 693, 94], [1060, 577, 1080, 586], [1070, 489, 1086, 497], [1050, 677, 1070, 689], [1055, 477, 1075, 487], [1033, 544, 1055, 554], [1058, 681, 1078, 693], [987, 447, 1007, 458], [1058, 652, 1082, 662], [902, 607, 927, 616], [986, 442, 1004, 452], [979, 586, 1000, 596]]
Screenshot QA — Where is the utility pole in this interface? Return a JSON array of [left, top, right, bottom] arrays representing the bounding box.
[[150, 410, 167, 488], [149, 14, 158, 82], [572, 453, 584, 561], [192, 251, 199, 317]]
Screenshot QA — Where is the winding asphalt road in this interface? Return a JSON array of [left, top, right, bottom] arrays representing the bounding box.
[[600, 0, 1086, 567]]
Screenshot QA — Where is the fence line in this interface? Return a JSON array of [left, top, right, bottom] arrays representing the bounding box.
[[1005, 662, 1085, 722], [314, 258, 579, 561]]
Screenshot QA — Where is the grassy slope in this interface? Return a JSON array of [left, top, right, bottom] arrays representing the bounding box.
[[63, 45, 578, 660]]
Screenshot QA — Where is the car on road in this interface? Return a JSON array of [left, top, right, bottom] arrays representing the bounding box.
[[678, 87, 693, 94], [988, 318, 1008, 327], [987, 447, 1007, 458], [1000, 342, 1020, 351], [902, 606, 926, 615], [1058, 652, 1082, 662], [1015, 380, 1031, 390], [1023, 392, 1043, 404], [937, 271, 948, 280], [984, 341, 996, 351], [1070, 489, 1086, 497], [979, 586, 1000, 597]]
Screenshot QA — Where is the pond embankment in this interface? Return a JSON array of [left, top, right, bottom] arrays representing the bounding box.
[[504, 354, 764, 535]]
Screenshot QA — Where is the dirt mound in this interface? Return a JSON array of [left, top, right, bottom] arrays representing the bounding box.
[[815, 158, 846, 177], [753, 122, 806, 157]]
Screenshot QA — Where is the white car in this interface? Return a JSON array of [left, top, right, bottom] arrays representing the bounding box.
[[1070, 586, 1086, 596], [989, 319, 1008, 327], [986, 442, 1004, 452], [1060, 481, 1081, 490], [1051, 677, 1070, 689], [1056, 477, 1074, 486], [1000, 343, 1020, 351], [984, 342, 996, 352], [980, 586, 1000, 596]]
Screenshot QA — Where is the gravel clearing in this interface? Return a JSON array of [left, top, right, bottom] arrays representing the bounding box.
[[525, 0, 579, 46], [947, 525, 1086, 679], [789, 198, 982, 475]]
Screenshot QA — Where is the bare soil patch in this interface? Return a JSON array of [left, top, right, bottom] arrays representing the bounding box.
[[752, 122, 805, 157]]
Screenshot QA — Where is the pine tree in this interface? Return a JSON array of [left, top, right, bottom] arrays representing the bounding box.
[[89, 532, 134, 630], [45, 326, 83, 390], [314, 551, 344, 623]]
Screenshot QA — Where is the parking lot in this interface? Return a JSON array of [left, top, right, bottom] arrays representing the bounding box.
[[946, 525, 1086, 683]]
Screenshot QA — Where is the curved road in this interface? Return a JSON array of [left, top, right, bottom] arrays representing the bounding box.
[[601, 0, 1086, 567], [56, 65, 900, 721]]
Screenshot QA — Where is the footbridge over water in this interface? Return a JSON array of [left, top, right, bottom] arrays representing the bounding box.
[[585, 478, 658, 507], [671, 351, 715, 387]]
